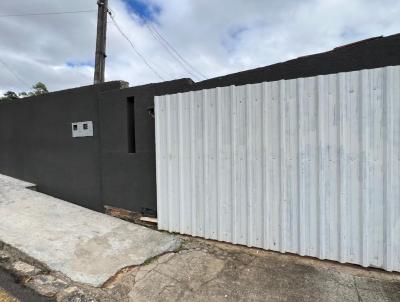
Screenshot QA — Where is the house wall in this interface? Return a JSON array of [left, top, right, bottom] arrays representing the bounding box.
[[0, 81, 124, 211], [0, 78, 193, 214], [194, 34, 400, 89], [98, 79, 193, 213], [155, 66, 400, 272]]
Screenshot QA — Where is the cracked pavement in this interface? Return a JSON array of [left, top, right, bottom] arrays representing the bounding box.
[[101, 238, 400, 302], [2, 231, 400, 301]]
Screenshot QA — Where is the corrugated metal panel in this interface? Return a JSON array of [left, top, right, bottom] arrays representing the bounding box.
[[155, 66, 400, 272]]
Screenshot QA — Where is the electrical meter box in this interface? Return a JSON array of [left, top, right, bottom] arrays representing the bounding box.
[[71, 121, 93, 138]]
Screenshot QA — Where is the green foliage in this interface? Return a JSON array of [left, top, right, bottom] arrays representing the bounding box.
[[1, 91, 19, 101], [0, 82, 49, 101], [31, 82, 49, 95]]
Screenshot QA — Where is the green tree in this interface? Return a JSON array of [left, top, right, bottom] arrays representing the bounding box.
[[1, 82, 49, 101], [31, 82, 49, 96], [0, 91, 19, 101]]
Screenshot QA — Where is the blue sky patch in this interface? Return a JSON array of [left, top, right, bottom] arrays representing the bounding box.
[[122, 0, 161, 22], [222, 26, 250, 53], [66, 60, 94, 68]]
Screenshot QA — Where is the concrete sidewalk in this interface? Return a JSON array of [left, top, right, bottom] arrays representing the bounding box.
[[0, 174, 180, 287], [1, 174, 400, 301]]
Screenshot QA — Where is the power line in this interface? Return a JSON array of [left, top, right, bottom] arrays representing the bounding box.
[[0, 58, 30, 88], [0, 9, 97, 18], [127, 9, 206, 81], [145, 24, 202, 81], [108, 11, 165, 81], [0, 9, 98, 88], [109, 8, 204, 81], [148, 24, 207, 80]]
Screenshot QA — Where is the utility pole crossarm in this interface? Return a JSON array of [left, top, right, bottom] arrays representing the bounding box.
[[94, 0, 108, 84]]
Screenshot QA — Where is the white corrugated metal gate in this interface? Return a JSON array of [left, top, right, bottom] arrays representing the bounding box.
[[155, 66, 400, 272]]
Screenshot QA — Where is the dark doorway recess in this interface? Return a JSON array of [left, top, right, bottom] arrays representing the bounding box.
[[127, 97, 136, 153]]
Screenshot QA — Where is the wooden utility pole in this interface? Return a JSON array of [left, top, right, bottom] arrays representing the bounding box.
[[94, 0, 108, 84]]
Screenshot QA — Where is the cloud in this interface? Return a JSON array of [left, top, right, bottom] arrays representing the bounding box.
[[0, 0, 399, 93], [66, 60, 95, 68]]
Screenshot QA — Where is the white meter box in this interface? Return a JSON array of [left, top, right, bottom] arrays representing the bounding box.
[[72, 121, 93, 138]]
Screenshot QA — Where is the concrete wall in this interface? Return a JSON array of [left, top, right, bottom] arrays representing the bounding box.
[[194, 33, 400, 89], [99, 79, 193, 213], [0, 81, 124, 211], [0, 78, 192, 214]]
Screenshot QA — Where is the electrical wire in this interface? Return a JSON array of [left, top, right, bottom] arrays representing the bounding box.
[[144, 24, 201, 81], [110, 8, 205, 81], [0, 9, 97, 90], [0, 58, 30, 88], [108, 11, 165, 81], [0, 9, 97, 18], [147, 24, 207, 80]]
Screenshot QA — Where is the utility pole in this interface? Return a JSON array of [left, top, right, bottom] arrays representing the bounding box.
[[94, 0, 108, 84]]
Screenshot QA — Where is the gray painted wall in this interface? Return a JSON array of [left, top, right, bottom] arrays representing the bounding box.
[[99, 79, 193, 213], [0, 81, 124, 211]]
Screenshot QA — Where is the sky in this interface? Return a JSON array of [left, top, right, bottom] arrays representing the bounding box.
[[0, 0, 399, 95]]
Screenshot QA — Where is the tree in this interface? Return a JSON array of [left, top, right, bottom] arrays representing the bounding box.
[[31, 82, 49, 96], [2, 91, 19, 100], [1, 82, 49, 101]]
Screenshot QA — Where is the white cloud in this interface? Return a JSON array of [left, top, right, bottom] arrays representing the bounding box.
[[0, 0, 399, 94]]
